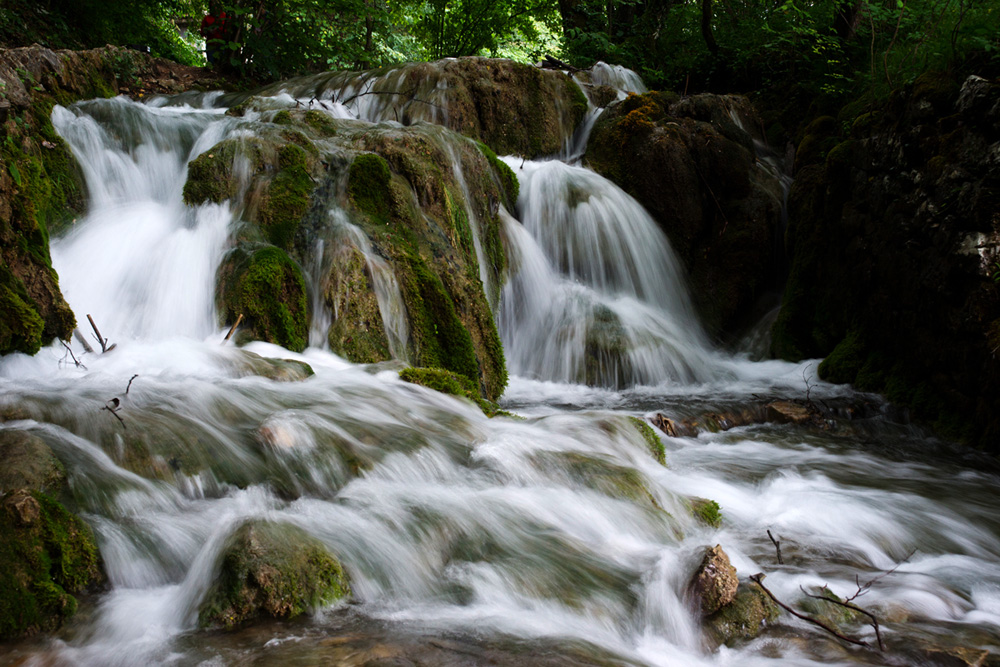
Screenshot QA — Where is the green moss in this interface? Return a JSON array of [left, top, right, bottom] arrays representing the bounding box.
[[326, 246, 391, 364], [476, 141, 519, 209], [690, 498, 723, 528], [628, 416, 666, 465], [272, 110, 292, 125], [303, 110, 338, 137], [258, 163, 312, 250], [199, 520, 350, 630], [0, 273, 46, 355], [705, 582, 780, 646], [532, 451, 660, 508], [798, 586, 866, 628], [218, 246, 309, 352], [348, 153, 393, 224], [408, 259, 480, 385], [182, 139, 265, 206], [399, 366, 500, 415], [818, 329, 866, 384], [0, 491, 102, 640]]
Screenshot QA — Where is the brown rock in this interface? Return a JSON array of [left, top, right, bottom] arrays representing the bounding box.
[[692, 544, 739, 615], [6, 491, 41, 526], [765, 400, 812, 424]]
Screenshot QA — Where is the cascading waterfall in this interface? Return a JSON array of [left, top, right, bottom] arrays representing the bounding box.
[[0, 74, 999, 667], [498, 158, 724, 387]]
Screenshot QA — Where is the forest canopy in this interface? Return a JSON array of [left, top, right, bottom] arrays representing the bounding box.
[[2, 0, 998, 102]]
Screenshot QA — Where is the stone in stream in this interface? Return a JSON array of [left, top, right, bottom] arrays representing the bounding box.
[[199, 520, 351, 630], [690, 544, 739, 615]]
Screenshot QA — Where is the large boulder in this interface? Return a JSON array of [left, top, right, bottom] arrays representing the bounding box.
[[199, 520, 350, 630], [691, 544, 739, 615], [185, 107, 513, 400], [585, 92, 784, 338], [0, 429, 102, 640], [771, 71, 1000, 449]]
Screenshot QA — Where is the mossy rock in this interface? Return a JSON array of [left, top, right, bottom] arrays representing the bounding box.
[[627, 416, 665, 465], [584, 305, 632, 388], [0, 487, 102, 640], [217, 246, 309, 352], [530, 451, 660, 509], [226, 350, 315, 381], [689, 498, 722, 528], [797, 586, 867, 629], [199, 520, 350, 630], [705, 581, 780, 646], [326, 244, 392, 364], [0, 430, 66, 492], [399, 366, 499, 416], [818, 329, 866, 385]]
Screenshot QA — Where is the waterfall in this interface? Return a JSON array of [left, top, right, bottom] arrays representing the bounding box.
[[0, 77, 998, 667], [498, 158, 724, 387]]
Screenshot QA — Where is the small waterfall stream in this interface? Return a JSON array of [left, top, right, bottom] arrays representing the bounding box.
[[1, 72, 1000, 667]]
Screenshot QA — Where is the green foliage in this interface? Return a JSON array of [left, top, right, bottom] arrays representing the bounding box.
[[690, 498, 722, 528], [407, 0, 560, 59], [627, 416, 665, 465]]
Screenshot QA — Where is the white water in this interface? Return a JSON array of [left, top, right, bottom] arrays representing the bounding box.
[[0, 92, 998, 667]]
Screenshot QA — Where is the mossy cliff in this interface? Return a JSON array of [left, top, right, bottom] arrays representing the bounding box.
[[183, 107, 513, 399], [269, 57, 589, 158], [771, 71, 1000, 449], [0, 44, 231, 356], [585, 92, 784, 338], [0, 429, 103, 640]]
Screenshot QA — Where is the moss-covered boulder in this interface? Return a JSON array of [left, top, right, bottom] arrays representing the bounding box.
[[268, 58, 589, 158], [689, 498, 722, 528], [399, 366, 502, 416], [627, 416, 665, 465], [199, 520, 350, 630], [771, 71, 1000, 449], [704, 580, 780, 646], [216, 245, 309, 352], [0, 429, 102, 640], [585, 92, 783, 338]]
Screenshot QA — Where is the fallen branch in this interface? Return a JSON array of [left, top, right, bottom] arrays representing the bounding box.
[[59, 340, 87, 370], [101, 375, 138, 429], [126, 374, 138, 395], [800, 586, 885, 651], [87, 314, 116, 353], [223, 314, 244, 343], [73, 329, 94, 354], [767, 529, 784, 565], [750, 573, 870, 649]]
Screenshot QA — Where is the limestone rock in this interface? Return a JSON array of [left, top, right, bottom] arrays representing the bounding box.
[[691, 545, 739, 615], [704, 581, 780, 646]]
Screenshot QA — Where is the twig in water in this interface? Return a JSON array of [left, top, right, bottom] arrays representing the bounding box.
[[101, 397, 126, 429], [59, 340, 87, 370], [803, 363, 816, 406], [800, 586, 886, 652], [767, 529, 784, 565], [750, 573, 870, 649], [223, 314, 244, 343], [87, 314, 116, 353], [126, 374, 139, 395]]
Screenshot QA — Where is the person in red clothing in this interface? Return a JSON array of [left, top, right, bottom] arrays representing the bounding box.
[[200, 2, 229, 65]]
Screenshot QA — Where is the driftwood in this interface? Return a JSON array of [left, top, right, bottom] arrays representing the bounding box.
[[101, 374, 138, 430], [767, 529, 784, 565], [538, 55, 580, 72], [59, 340, 87, 370], [750, 573, 870, 649]]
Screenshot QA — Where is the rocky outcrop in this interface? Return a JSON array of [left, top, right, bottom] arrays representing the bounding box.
[[0, 429, 102, 639], [267, 58, 589, 158], [771, 71, 1000, 449], [0, 44, 230, 356], [585, 92, 784, 338], [692, 545, 739, 615], [184, 105, 513, 400], [199, 520, 350, 629]]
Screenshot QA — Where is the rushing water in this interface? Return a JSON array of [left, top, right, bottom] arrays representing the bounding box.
[[1, 80, 999, 667]]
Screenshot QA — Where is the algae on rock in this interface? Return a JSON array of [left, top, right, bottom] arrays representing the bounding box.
[[199, 520, 350, 630]]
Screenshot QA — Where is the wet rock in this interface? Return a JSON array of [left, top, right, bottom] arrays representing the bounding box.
[[771, 68, 1000, 449], [689, 498, 722, 528], [200, 520, 351, 630], [765, 400, 812, 425], [0, 430, 65, 493], [585, 92, 783, 337], [704, 581, 780, 646], [226, 349, 315, 382], [6, 492, 41, 526], [691, 545, 739, 615]]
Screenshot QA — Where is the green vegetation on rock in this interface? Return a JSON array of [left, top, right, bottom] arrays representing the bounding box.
[[217, 246, 309, 352], [705, 582, 780, 646], [689, 498, 722, 528], [628, 416, 665, 465], [199, 520, 350, 630], [399, 366, 502, 416]]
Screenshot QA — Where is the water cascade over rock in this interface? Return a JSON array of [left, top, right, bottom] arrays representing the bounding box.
[[1, 53, 1000, 667]]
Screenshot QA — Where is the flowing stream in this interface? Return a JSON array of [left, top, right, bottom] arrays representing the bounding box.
[[1, 81, 1000, 667]]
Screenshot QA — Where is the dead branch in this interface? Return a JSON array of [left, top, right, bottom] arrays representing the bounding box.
[[125, 374, 138, 395], [73, 329, 95, 354], [59, 340, 87, 370], [101, 398, 126, 429], [750, 573, 871, 649], [339, 86, 445, 114], [223, 313, 244, 343], [844, 548, 916, 603], [87, 314, 116, 353], [767, 529, 784, 565], [538, 55, 581, 72], [800, 586, 885, 651]]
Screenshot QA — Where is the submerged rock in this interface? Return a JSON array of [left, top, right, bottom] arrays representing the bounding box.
[[199, 520, 350, 630], [0, 430, 102, 640], [585, 92, 783, 337]]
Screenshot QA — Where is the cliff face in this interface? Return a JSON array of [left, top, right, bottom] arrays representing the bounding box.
[[772, 72, 1000, 448], [0, 45, 228, 356]]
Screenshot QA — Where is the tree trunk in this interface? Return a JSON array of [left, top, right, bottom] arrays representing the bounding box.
[[701, 0, 718, 54]]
